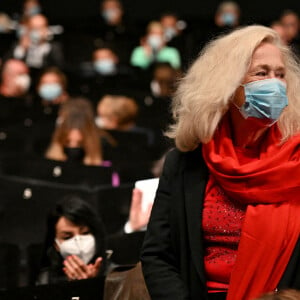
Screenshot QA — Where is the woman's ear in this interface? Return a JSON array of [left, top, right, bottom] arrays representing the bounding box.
[[232, 85, 245, 108]]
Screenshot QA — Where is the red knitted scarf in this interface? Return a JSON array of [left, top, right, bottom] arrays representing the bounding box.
[[202, 115, 300, 300]]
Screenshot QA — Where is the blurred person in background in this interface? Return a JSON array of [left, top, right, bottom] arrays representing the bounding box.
[[271, 21, 288, 45], [130, 21, 181, 70], [160, 12, 192, 69], [22, 0, 42, 19], [73, 46, 137, 103], [0, 58, 33, 127], [45, 98, 103, 166], [280, 10, 300, 56], [137, 63, 177, 134], [0, 12, 14, 34], [214, 1, 241, 32], [77, 47, 136, 103], [6, 14, 64, 74], [37, 195, 106, 284], [190, 1, 241, 70], [95, 0, 137, 64], [150, 62, 179, 99], [0, 59, 31, 99], [96, 95, 139, 131], [0, 13, 15, 59], [35, 67, 69, 121]]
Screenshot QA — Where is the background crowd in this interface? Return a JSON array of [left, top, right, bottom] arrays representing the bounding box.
[[0, 0, 300, 298]]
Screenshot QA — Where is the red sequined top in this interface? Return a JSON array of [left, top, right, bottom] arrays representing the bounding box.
[[202, 174, 246, 292]]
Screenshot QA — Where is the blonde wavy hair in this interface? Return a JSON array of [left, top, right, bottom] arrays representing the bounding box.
[[167, 25, 300, 151]]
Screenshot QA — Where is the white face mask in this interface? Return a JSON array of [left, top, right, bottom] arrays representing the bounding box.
[[55, 234, 96, 264], [150, 80, 161, 97], [15, 74, 31, 92], [147, 34, 163, 50], [95, 116, 105, 128]]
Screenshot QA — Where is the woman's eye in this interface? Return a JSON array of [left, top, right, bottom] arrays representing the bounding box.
[[82, 231, 90, 235], [256, 71, 267, 76]]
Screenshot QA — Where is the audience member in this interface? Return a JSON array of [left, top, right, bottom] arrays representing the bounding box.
[[160, 12, 191, 69], [130, 21, 181, 70], [7, 14, 64, 72], [150, 62, 179, 99], [37, 195, 106, 284], [0, 59, 31, 99], [271, 21, 288, 44], [75, 47, 136, 102], [95, 0, 137, 64], [22, 0, 42, 19], [0, 58, 33, 127], [34, 67, 69, 121], [0, 13, 15, 58], [280, 10, 300, 56], [214, 1, 241, 31], [45, 98, 103, 166], [0, 13, 14, 34], [96, 95, 139, 131]]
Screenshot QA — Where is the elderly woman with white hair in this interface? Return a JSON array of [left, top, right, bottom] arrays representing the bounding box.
[[141, 25, 300, 300]]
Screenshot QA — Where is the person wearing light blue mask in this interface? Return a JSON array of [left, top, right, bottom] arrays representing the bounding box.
[[94, 59, 116, 75], [221, 12, 236, 27], [215, 1, 240, 28], [93, 48, 118, 76], [141, 26, 300, 300], [23, 0, 42, 17], [232, 42, 289, 130], [39, 82, 62, 101], [237, 78, 288, 123], [37, 68, 69, 104]]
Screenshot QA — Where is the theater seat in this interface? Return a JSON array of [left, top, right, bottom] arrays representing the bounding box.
[[0, 243, 20, 290]]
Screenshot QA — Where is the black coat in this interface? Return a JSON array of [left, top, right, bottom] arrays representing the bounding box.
[[141, 147, 300, 300]]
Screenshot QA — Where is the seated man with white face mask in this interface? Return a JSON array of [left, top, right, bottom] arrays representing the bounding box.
[[37, 195, 106, 284]]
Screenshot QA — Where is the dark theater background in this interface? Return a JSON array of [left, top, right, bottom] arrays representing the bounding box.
[[1, 0, 300, 25]]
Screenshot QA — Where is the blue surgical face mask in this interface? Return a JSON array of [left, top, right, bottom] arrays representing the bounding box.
[[38, 83, 63, 101], [102, 9, 118, 23], [221, 12, 236, 27], [25, 5, 41, 17], [94, 59, 116, 75], [238, 78, 288, 123]]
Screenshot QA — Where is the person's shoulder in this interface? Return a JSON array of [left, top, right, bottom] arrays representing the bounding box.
[[164, 146, 203, 173], [132, 46, 143, 53], [162, 46, 180, 54]]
